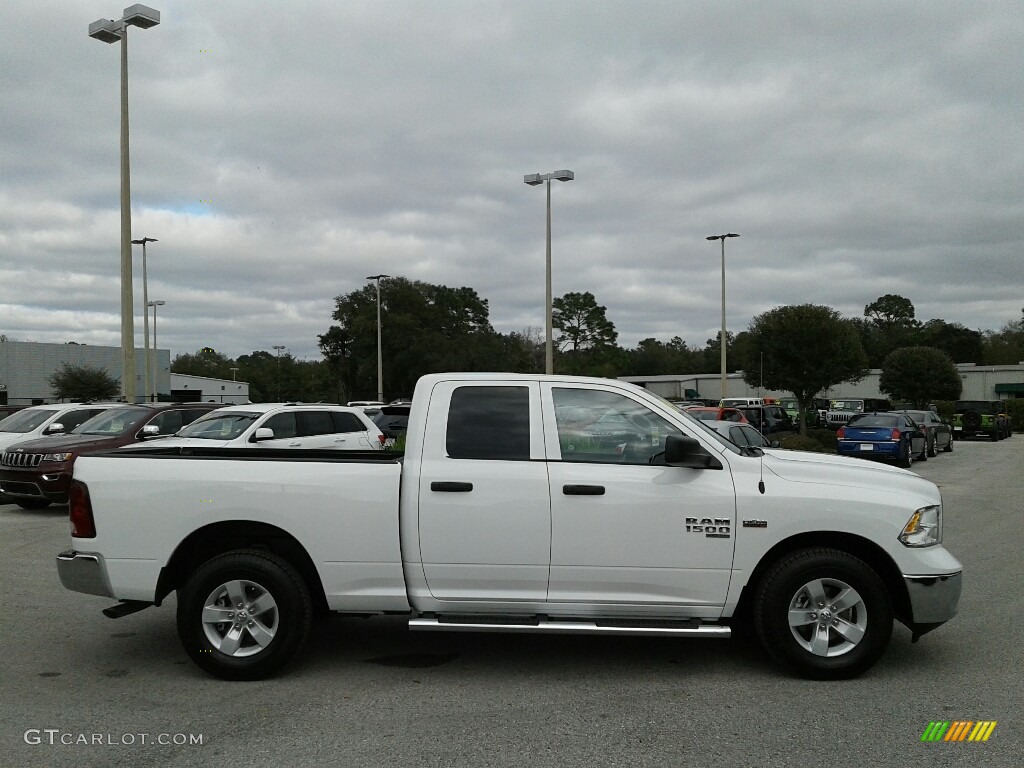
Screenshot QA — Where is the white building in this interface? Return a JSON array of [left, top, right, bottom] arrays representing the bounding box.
[[0, 340, 247, 405], [619, 362, 1024, 403]]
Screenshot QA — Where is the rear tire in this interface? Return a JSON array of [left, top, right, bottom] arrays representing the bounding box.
[[177, 549, 312, 681], [926, 436, 937, 458], [896, 443, 912, 468], [753, 548, 893, 679], [943, 435, 953, 453]]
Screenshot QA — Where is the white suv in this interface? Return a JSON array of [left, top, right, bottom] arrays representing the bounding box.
[[0, 402, 117, 453], [152, 403, 385, 450]]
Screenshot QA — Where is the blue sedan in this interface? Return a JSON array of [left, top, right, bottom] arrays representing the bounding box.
[[837, 413, 926, 468]]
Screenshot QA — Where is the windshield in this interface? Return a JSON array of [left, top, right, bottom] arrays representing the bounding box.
[[830, 400, 863, 411], [73, 407, 148, 436], [175, 411, 260, 439], [0, 409, 53, 433], [778, 399, 798, 410]]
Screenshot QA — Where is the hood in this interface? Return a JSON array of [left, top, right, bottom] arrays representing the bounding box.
[[1, 432, 137, 454], [761, 448, 940, 503]]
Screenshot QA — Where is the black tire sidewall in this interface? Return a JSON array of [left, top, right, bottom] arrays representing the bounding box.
[[177, 550, 312, 681], [754, 548, 893, 680]]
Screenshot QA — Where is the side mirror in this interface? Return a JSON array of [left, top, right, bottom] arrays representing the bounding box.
[[44, 422, 65, 435], [251, 427, 275, 442], [140, 424, 161, 438], [664, 434, 722, 469]]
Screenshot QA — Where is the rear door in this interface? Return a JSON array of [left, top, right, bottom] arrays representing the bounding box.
[[415, 381, 551, 601]]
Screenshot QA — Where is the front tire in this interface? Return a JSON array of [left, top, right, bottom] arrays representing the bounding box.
[[926, 435, 937, 458], [177, 549, 313, 681], [753, 548, 893, 680]]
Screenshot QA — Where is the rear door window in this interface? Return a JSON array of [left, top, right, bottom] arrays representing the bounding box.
[[446, 386, 530, 460], [298, 411, 336, 437]]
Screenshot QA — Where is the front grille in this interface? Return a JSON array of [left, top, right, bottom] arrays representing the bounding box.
[[827, 412, 855, 425], [1, 452, 43, 468]]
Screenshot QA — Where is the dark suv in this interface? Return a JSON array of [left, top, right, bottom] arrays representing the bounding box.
[[952, 400, 1011, 441], [737, 404, 794, 435], [0, 402, 220, 509]]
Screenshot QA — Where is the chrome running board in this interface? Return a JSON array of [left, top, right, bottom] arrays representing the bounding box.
[[409, 617, 730, 638]]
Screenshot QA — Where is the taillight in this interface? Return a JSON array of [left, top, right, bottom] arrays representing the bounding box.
[[891, 429, 901, 441], [68, 480, 96, 538], [836, 427, 845, 439]]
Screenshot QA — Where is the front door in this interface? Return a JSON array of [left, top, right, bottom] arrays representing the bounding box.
[[543, 384, 736, 613]]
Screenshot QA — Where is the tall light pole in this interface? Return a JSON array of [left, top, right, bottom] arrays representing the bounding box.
[[230, 367, 239, 381], [89, 5, 161, 403], [132, 237, 157, 400], [366, 274, 389, 402], [706, 233, 740, 399], [273, 345, 287, 400], [524, 170, 574, 375], [147, 299, 164, 400]]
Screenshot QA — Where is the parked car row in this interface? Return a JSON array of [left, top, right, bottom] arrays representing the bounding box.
[[0, 400, 391, 510]]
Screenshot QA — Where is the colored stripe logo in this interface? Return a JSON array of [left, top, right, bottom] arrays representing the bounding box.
[[921, 721, 997, 742]]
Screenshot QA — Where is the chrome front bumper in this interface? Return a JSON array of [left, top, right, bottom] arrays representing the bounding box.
[[903, 570, 962, 636], [56, 550, 114, 598]]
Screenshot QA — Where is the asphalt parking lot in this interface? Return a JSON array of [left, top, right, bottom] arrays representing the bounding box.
[[1, 438, 1021, 767]]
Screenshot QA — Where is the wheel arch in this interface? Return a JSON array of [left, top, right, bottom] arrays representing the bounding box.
[[732, 531, 911, 627], [155, 520, 328, 615]]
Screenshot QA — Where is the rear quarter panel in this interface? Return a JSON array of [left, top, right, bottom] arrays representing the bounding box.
[[71, 453, 407, 610]]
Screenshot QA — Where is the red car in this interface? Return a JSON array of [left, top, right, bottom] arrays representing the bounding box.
[[0, 402, 220, 509]]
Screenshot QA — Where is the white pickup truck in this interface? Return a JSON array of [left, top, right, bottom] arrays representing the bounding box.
[[57, 373, 962, 681]]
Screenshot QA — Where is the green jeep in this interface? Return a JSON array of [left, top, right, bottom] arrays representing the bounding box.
[[952, 400, 1010, 441]]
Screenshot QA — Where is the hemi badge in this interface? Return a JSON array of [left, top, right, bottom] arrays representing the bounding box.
[[743, 519, 768, 528]]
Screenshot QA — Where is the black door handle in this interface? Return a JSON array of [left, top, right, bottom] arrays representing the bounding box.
[[431, 481, 473, 492], [563, 484, 605, 495]]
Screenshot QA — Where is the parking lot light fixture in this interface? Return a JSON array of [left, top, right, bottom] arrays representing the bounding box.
[[89, 5, 161, 403], [366, 275, 390, 402], [147, 299, 165, 398], [706, 233, 740, 399], [524, 170, 575, 374], [132, 237, 157, 401]]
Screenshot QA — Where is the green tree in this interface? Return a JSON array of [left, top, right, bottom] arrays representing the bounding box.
[[626, 336, 702, 376], [320, 276, 503, 400], [862, 294, 921, 365], [737, 305, 869, 434], [552, 292, 618, 354], [550, 292, 621, 376], [879, 347, 962, 406], [918, 320, 984, 364], [171, 348, 237, 380], [48, 363, 119, 401], [982, 310, 1024, 365]]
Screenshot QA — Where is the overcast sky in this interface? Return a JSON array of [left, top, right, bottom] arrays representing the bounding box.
[[1, 1, 1021, 362]]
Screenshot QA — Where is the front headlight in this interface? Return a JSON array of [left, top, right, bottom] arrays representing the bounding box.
[[899, 504, 942, 547], [43, 453, 73, 462]]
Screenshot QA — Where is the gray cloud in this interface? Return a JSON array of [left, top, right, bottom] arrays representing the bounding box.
[[2, 0, 1021, 361]]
